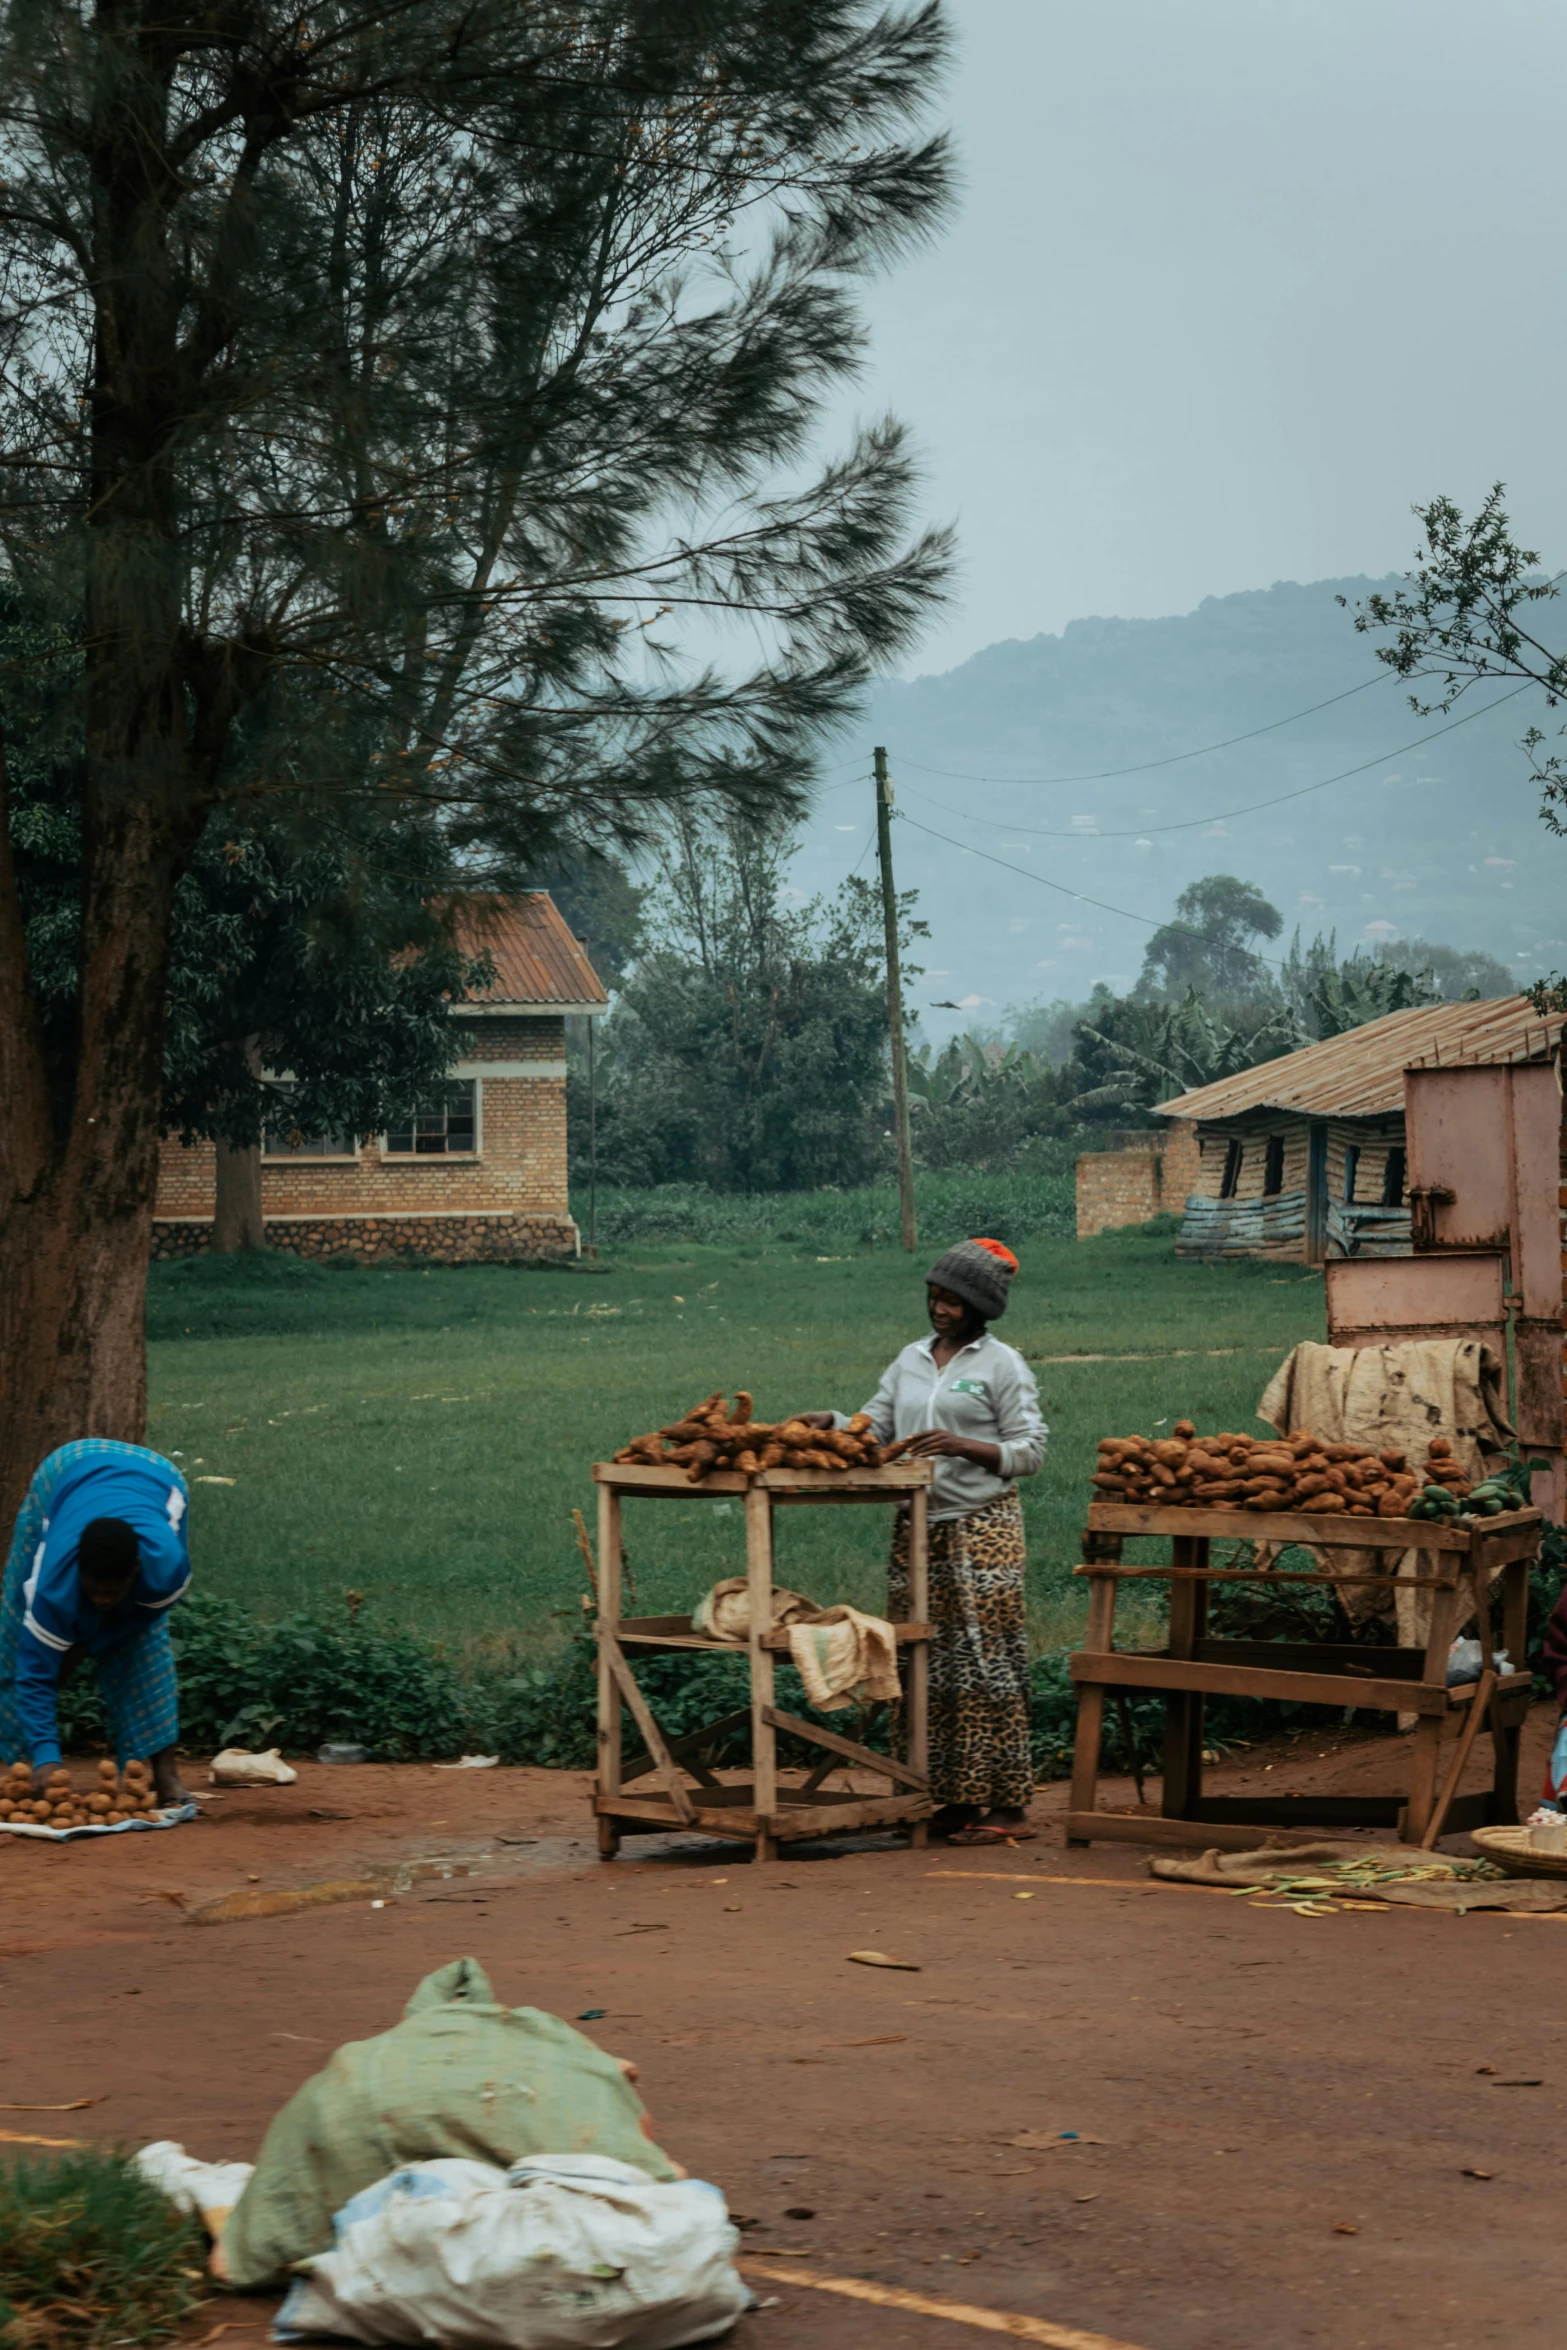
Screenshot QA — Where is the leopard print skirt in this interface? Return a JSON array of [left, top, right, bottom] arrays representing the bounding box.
[[889, 1488, 1032, 1811]]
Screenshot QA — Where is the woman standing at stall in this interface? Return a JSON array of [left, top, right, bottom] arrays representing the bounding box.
[[805, 1238, 1046, 1845]]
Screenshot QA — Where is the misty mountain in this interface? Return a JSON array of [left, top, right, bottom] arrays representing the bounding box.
[[790, 575, 1561, 1042]]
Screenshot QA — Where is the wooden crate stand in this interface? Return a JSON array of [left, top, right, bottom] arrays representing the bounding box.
[[1065, 1502, 1541, 1850], [592, 1459, 934, 1862]]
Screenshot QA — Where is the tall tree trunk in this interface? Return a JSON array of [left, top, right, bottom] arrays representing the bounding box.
[[0, 777, 197, 1540], [213, 1141, 265, 1252]]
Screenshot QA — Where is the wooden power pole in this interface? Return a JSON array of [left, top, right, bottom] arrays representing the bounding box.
[[874, 745, 918, 1253]]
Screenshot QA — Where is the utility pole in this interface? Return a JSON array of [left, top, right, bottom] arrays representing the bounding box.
[[587, 1014, 598, 1254], [874, 745, 918, 1253]]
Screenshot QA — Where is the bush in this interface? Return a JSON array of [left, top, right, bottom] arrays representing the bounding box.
[[0, 2149, 204, 2350]]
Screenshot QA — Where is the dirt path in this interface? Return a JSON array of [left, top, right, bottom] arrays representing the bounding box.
[[1, 1729, 1560, 2350]]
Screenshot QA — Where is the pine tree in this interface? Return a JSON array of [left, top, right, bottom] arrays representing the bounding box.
[[0, 1, 953, 1518]]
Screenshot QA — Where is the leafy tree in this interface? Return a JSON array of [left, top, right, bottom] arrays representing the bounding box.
[[578, 812, 921, 1191], [0, 0, 954, 1519], [5, 587, 485, 1249], [1279, 926, 1443, 1039], [1068, 990, 1305, 1119], [524, 850, 645, 993], [1135, 875, 1283, 1002], [905, 1034, 1071, 1169], [1376, 935, 1514, 1002]]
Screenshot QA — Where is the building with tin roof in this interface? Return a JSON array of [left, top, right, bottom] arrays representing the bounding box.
[[1149, 997, 1565, 1261]]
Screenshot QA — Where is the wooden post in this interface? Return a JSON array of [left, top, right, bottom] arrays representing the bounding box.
[[746, 1481, 778, 1860], [1066, 1568, 1119, 1843], [1161, 1535, 1208, 1817], [906, 1487, 930, 1848], [874, 746, 917, 1254], [596, 1484, 623, 1857], [1403, 1572, 1461, 1842]]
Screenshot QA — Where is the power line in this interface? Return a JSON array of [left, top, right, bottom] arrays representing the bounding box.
[[894, 683, 1533, 840], [891, 670, 1399, 788], [894, 811, 1317, 971]]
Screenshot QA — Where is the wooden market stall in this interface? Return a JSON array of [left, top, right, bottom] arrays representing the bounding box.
[[592, 1458, 934, 1862], [1066, 1499, 1541, 1850]]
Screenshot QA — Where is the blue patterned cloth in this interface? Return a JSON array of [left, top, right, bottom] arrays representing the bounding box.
[[1, 1440, 187, 1767]]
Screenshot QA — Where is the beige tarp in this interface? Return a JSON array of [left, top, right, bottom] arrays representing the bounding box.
[[1256, 1339, 1513, 1646]]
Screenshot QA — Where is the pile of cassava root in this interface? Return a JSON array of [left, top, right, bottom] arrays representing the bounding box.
[[614, 1391, 910, 1484], [0, 1756, 164, 1828], [1092, 1421, 1472, 1515]]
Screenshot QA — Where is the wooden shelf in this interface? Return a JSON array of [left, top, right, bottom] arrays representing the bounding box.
[[1067, 1503, 1540, 1851], [592, 1462, 932, 1862]]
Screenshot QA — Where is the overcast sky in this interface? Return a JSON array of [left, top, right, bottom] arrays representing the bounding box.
[[851, 0, 1567, 674]]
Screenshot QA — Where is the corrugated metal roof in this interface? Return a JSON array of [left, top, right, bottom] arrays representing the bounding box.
[[1155, 996, 1565, 1123], [450, 893, 608, 1009]]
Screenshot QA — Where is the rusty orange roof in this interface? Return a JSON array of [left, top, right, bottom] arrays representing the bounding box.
[[1156, 996, 1565, 1123], [450, 894, 608, 1010]]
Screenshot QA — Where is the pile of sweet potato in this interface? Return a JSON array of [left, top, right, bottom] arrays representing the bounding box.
[[1091, 1420, 1472, 1516], [0, 1756, 163, 1828], [614, 1391, 897, 1483]]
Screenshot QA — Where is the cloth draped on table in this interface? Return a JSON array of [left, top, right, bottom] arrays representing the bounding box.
[[691, 1578, 899, 1711], [1257, 1339, 1514, 1648], [0, 1439, 187, 1768], [890, 1488, 1031, 1812]]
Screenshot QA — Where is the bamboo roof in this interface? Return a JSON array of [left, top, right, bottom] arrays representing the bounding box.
[[1156, 997, 1565, 1124]]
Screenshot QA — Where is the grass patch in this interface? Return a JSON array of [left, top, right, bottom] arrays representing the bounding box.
[[0, 2149, 204, 2350], [146, 1217, 1324, 1655], [573, 1164, 1084, 1251]]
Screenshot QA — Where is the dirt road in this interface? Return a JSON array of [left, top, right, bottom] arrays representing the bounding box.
[[0, 1731, 1559, 2350]]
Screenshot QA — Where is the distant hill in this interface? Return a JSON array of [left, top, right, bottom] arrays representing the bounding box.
[[791, 576, 1557, 1038]]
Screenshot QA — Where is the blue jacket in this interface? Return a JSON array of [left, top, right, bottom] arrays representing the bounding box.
[[17, 1452, 190, 1764]]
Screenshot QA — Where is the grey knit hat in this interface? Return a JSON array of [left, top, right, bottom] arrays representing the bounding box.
[[926, 1238, 1016, 1322]]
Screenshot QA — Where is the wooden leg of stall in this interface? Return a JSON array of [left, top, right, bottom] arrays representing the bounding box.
[[746, 1480, 778, 1862], [1161, 1536, 1208, 1821], [1490, 1558, 1529, 1823], [1066, 1569, 1119, 1845], [595, 1485, 624, 1859], [906, 1489, 930, 1849], [1403, 1575, 1462, 1843]]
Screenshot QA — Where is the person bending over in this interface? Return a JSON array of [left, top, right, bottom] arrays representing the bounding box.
[[0, 1440, 193, 1804]]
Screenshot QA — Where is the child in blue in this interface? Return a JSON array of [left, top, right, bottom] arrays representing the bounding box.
[[0, 1440, 192, 1803]]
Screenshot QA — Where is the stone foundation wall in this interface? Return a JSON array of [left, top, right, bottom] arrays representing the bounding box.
[[151, 1211, 578, 1265]]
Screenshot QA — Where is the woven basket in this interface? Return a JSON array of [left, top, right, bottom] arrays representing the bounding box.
[[1472, 1824, 1567, 1880]]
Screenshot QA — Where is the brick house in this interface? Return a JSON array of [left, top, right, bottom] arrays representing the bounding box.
[[153, 893, 607, 1263]]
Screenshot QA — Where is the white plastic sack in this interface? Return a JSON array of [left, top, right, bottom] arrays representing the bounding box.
[[210, 1747, 298, 1786], [274, 2154, 749, 2350], [135, 2140, 256, 2233]]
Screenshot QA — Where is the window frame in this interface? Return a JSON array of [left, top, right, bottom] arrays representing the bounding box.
[[1262, 1134, 1285, 1197], [1381, 1145, 1407, 1208], [381, 1077, 482, 1160], [1342, 1143, 1361, 1204], [1219, 1138, 1244, 1199]]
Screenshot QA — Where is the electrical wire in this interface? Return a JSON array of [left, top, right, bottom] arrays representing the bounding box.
[[890, 669, 1399, 787], [894, 810, 1315, 969], [893, 683, 1533, 840]]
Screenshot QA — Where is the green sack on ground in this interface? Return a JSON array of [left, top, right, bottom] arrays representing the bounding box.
[[219, 1957, 679, 2290]]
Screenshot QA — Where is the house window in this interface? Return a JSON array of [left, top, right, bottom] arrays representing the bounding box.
[[1219, 1139, 1243, 1199], [385, 1080, 478, 1157], [1342, 1144, 1360, 1204], [1381, 1146, 1407, 1207], [1262, 1135, 1284, 1197], [261, 1084, 357, 1161]]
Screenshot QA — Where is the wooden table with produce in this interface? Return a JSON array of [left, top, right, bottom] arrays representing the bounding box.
[[1066, 1421, 1541, 1851], [592, 1393, 933, 1863]]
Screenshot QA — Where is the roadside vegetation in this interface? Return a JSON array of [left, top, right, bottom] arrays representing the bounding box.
[[0, 2150, 204, 2350]]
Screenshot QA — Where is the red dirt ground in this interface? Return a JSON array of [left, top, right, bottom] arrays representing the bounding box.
[[1, 1720, 1561, 2350]]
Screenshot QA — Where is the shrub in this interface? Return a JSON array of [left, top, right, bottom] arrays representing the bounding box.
[[0, 2149, 204, 2350]]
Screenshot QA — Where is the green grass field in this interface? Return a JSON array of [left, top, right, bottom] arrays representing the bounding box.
[[145, 1219, 1324, 1661]]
